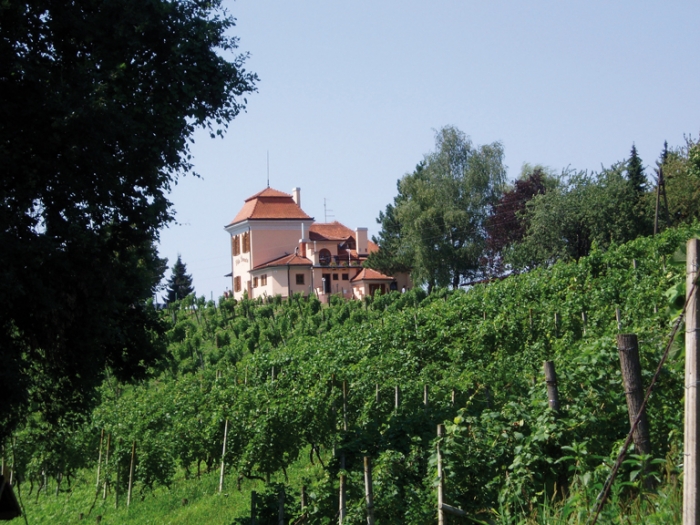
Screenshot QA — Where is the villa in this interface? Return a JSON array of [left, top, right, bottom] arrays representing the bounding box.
[[224, 187, 411, 301]]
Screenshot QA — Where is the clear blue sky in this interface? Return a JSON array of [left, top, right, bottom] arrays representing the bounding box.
[[158, 0, 700, 301]]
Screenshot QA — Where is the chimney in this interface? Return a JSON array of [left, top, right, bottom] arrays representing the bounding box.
[[299, 223, 307, 257], [292, 187, 301, 207], [355, 227, 368, 255]]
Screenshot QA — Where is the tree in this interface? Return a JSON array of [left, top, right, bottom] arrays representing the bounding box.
[[508, 165, 643, 269], [0, 0, 257, 439], [371, 126, 506, 290], [165, 256, 195, 304], [661, 137, 700, 225], [626, 144, 647, 195], [365, 170, 418, 277], [484, 165, 551, 275]]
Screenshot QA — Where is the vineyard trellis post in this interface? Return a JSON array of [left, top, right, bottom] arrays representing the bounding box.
[[616, 334, 651, 457], [543, 361, 560, 412], [278, 486, 285, 525], [127, 441, 136, 507], [437, 425, 445, 525], [364, 456, 375, 525], [251, 490, 257, 525], [96, 429, 104, 490], [437, 424, 467, 523], [684, 238, 700, 525], [219, 418, 229, 493], [102, 434, 111, 500], [339, 380, 348, 524]]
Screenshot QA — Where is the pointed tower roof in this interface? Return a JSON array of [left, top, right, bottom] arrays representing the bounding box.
[[227, 187, 312, 226]]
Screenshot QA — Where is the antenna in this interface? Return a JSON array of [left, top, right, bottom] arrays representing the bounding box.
[[323, 198, 335, 223], [266, 151, 270, 188]]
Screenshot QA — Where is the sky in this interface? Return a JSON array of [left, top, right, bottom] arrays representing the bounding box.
[[157, 0, 700, 301]]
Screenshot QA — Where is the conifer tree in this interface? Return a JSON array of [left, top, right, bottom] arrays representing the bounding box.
[[626, 144, 646, 195], [165, 255, 195, 303]]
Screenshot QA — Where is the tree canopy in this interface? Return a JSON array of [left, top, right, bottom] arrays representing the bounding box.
[[0, 0, 257, 439], [367, 126, 506, 290]]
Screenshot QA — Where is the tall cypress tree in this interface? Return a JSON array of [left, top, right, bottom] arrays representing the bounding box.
[[165, 255, 194, 303], [627, 144, 646, 195]]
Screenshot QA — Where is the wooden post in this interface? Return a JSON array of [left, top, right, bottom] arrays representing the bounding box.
[[114, 457, 119, 509], [127, 441, 136, 507], [96, 429, 104, 490], [529, 308, 533, 329], [339, 453, 347, 524], [554, 312, 560, 336], [616, 308, 622, 331], [342, 381, 348, 432], [617, 334, 651, 457], [251, 490, 257, 525], [219, 419, 229, 493], [684, 238, 700, 525], [375, 384, 380, 405], [301, 485, 307, 510], [364, 457, 375, 525], [423, 384, 429, 410], [394, 386, 401, 410], [543, 361, 560, 412], [437, 424, 445, 525], [272, 366, 276, 381], [451, 389, 456, 407], [278, 486, 285, 525], [340, 380, 348, 524], [582, 311, 587, 335], [102, 434, 111, 500]]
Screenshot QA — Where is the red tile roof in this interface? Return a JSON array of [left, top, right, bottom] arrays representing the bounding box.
[[228, 187, 312, 225], [253, 252, 312, 270], [350, 268, 393, 282], [309, 221, 354, 241]]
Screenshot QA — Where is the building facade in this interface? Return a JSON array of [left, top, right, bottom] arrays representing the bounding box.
[[224, 187, 411, 301]]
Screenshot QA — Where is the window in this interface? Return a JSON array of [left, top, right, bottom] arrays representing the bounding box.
[[261, 274, 267, 286], [342, 273, 349, 281], [295, 274, 305, 285], [234, 276, 241, 292], [232, 235, 240, 256], [242, 232, 250, 253], [318, 248, 331, 266], [253, 277, 258, 288], [332, 273, 339, 281]]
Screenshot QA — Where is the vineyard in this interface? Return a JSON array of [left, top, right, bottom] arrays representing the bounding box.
[[6, 225, 699, 524]]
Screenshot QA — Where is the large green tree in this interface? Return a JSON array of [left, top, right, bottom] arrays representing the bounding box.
[[369, 126, 506, 290], [0, 0, 257, 439], [508, 165, 644, 269]]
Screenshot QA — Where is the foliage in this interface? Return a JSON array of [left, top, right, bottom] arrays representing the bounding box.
[[0, 0, 257, 440], [7, 225, 700, 524], [372, 126, 507, 290], [165, 255, 195, 304], [660, 136, 700, 227], [508, 166, 647, 268], [484, 165, 552, 275], [365, 177, 415, 277]]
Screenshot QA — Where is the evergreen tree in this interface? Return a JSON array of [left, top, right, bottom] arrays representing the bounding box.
[[165, 256, 195, 303], [626, 144, 647, 194]]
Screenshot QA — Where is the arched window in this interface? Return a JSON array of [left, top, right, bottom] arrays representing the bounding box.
[[318, 248, 331, 266]]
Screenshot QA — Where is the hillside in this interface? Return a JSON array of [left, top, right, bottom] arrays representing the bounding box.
[[10, 225, 699, 524]]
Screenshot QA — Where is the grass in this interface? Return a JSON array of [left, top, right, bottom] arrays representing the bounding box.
[[18, 452, 326, 525], [18, 449, 682, 524]]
